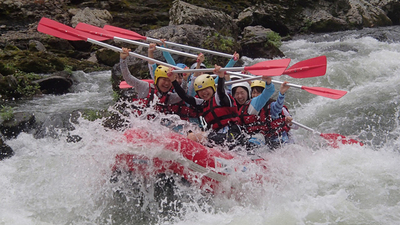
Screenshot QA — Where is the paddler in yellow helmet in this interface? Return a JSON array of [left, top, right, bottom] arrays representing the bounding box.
[[167, 64, 244, 150], [120, 47, 199, 123]]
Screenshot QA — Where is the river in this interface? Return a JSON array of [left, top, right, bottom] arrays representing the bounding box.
[[1, 26, 400, 224]]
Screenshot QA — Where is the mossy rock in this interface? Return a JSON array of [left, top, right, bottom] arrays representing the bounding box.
[[96, 49, 120, 67], [202, 32, 241, 66], [0, 62, 15, 76]]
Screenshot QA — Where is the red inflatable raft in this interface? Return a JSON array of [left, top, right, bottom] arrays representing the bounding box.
[[112, 128, 269, 193]]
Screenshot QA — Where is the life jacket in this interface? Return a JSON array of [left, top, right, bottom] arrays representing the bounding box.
[[239, 101, 270, 135], [131, 84, 199, 120], [265, 104, 291, 138], [130, 83, 155, 117], [202, 95, 240, 130], [239, 100, 291, 137], [154, 94, 200, 121]]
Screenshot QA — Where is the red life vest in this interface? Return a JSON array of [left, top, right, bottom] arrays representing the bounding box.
[[131, 84, 199, 121], [239, 101, 291, 137], [239, 101, 270, 135], [154, 94, 200, 121], [265, 104, 291, 138], [130, 83, 155, 117], [202, 95, 240, 130]]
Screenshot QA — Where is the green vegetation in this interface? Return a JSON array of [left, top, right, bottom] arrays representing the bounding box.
[[0, 106, 14, 121], [300, 19, 313, 33], [63, 65, 73, 75], [14, 70, 41, 97], [112, 91, 121, 102], [204, 32, 236, 52], [266, 31, 282, 48]]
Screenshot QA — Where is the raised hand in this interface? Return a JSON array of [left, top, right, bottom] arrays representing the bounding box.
[[213, 64, 224, 78], [280, 81, 290, 95], [120, 47, 131, 60], [262, 76, 272, 85], [233, 51, 239, 61], [167, 67, 176, 82]]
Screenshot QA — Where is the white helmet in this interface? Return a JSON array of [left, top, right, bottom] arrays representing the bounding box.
[[232, 81, 251, 99]]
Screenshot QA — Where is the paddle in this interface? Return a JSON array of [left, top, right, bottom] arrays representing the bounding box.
[[172, 58, 291, 76], [37, 17, 182, 70], [227, 72, 347, 99], [75, 22, 198, 59], [103, 24, 234, 58], [188, 55, 325, 79], [119, 79, 153, 89], [283, 55, 326, 78], [291, 120, 364, 148]]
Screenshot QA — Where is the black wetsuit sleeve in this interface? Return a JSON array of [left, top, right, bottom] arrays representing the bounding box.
[[217, 77, 232, 107], [172, 80, 198, 107]]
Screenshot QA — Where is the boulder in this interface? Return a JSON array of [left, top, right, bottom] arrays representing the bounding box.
[[236, 0, 394, 34], [240, 26, 284, 59], [70, 7, 113, 27], [96, 48, 120, 67], [0, 135, 14, 161], [0, 112, 35, 139], [302, 0, 392, 32], [169, 0, 240, 37], [32, 72, 73, 95], [237, 4, 291, 36], [28, 40, 46, 52], [0, 75, 19, 96]]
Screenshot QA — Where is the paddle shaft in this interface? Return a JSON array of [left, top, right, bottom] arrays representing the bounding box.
[[173, 67, 245, 73], [145, 37, 233, 58], [291, 120, 321, 135], [225, 72, 303, 89], [85, 38, 182, 70], [113, 37, 198, 59]]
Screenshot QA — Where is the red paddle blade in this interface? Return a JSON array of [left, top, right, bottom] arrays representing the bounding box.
[[75, 23, 113, 41], [37, 17, 104, 42], [301, 86, 347, 99], [119, 81, 132, 89], [103, 25, 146, 40], [245, 58, 291, 76], [37, 17, 86, 41], [119, 80, 154, 89], [284, 55, 327, 78], [320, 133, 364, 148]]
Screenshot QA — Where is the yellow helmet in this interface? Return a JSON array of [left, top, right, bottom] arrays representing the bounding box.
[[194, 74, 216, 92], [251, 80, 266, 89], [154, 65, 169, 85]]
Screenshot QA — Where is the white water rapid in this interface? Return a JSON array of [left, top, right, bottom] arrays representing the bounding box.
[[1, 26, 400, 225]]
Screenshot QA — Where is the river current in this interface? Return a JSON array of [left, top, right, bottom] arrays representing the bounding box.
[[1, 26, 400, 224]]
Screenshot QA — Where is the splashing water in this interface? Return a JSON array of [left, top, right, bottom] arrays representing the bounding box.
[[1, 26, 400, 224]]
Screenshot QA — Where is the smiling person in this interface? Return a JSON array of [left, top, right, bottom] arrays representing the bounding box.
[[248, 79, 296, 149], [231, 81, 251, 109], [120, 47, 199, 123], [233, 77, 275, 150], [167, 65, 244, 149], [187, 51, 240, 97]]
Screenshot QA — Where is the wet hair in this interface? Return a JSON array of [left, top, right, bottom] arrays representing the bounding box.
[[251, 86, 264, 95]]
